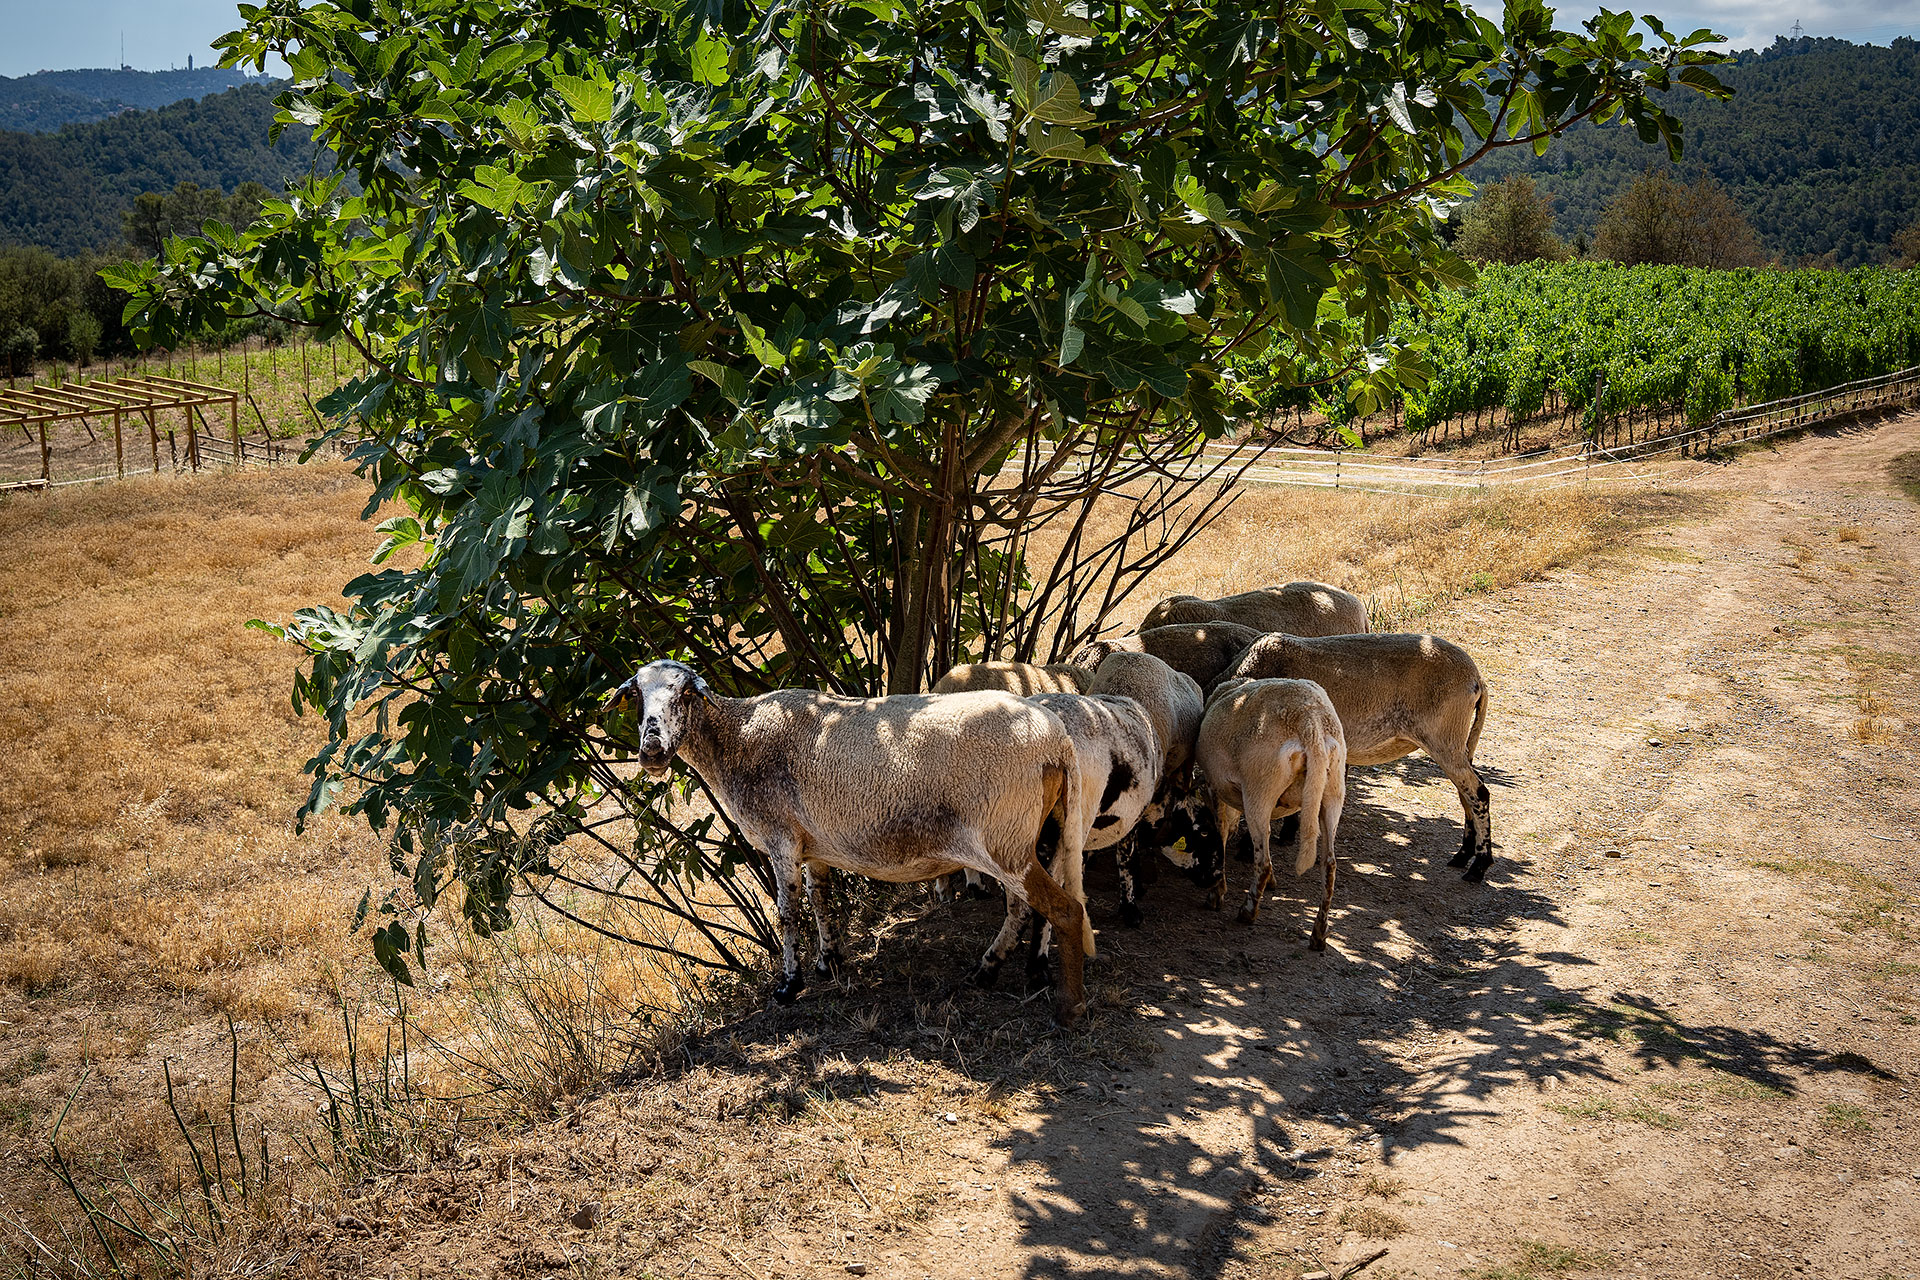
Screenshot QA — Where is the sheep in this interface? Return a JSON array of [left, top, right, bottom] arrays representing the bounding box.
[[1221, 632, 1495, 881], [1195, 677, 1347, 947], [1143, 581, 1370, 636], [1082, 651, 1208, 924], [1074, 622, 1266, 696], [932, 661, 1093, 696], [1010, 690, 1164, 978], [609, 660, 1097, 1023]]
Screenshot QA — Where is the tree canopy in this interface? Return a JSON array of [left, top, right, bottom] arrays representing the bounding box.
[[114, 0, 1725, 974], [1454, 175, 1565, 264], [1593, 169, 1765, 268]]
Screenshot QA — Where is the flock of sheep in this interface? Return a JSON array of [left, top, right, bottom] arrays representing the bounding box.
[[613, 582, 1491, 1025]]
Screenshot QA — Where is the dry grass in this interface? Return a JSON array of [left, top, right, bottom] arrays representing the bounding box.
[[1852, 686, 1891, 743], [1338, 1202, 1409, 1239], [1890, 450, 1920, 504], [1052, 482, 1697, 636]]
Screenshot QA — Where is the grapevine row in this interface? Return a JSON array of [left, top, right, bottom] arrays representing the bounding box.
[[1252, 262, 1920, 449]]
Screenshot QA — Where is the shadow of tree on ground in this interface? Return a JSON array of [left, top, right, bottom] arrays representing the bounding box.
[[670, 767, 1841, 1279]]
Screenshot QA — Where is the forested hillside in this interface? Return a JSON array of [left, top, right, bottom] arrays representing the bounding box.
[[0, 85, 315, 254], [1472, 37, 1920, 267], [0, 67, 267, 131]]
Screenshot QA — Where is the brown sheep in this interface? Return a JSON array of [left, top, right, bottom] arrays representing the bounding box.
[[1196, 677, 1347, 948], [1074, 622, 1265, 696], [1223, 633, 1494, 881], [1143, 582, 1370, 636]]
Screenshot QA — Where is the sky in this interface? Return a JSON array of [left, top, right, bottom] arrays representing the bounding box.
[[0, 0, 1916, 79]]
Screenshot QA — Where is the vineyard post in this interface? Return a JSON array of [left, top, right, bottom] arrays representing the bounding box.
[[114, 406, 123, 479], [1335, 455, 1341, 490], [187, 410, 199, 473], [230, 392, 240, 464], [146, 408, 159, 472], [38, 419, 49, 483]]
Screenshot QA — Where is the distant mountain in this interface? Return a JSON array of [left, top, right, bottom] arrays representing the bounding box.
[[0, 84, 318, 255], [1471, 36, 1920, 268], [0, 67, 270, 132]]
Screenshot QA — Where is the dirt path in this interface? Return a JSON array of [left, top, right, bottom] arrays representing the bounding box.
[[848, 416, 1920, 1280], [319, 417, 1918, 1280]]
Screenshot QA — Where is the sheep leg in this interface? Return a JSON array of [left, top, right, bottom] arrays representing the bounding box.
[[1228, 816, 1254, 864], [1021, 862, 1089, 1025], [973, 884, 1032, 990], [804, 866, 845, 979], [1206, 800, 1242, 912], [1310, 766, 1346, 952], [1236, 797, 1279, 927], [1440, 759, 1494, 882], [769, 839, 808, 1006], [1116, 831, 1144, 928]]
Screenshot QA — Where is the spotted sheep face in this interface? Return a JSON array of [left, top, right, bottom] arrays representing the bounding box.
[[615, 660, 707, 777]]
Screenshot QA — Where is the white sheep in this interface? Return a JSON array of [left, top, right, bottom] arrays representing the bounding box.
[[932, 661, 1093, 696], [1196, 677, 1348, 948], [1082, 651, 1208, 923], [1005, 689, 1165, 981], [611, 661, 1096, 1023]]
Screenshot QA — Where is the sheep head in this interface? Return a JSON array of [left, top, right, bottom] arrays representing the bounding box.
[[612, 660, 710, 777]]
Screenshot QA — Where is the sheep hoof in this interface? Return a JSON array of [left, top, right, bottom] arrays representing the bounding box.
[[772, 973, 806, 1006], [1462, 860, 1491, 884], [1235, 903, 1259, 926], [1309, 933, 1328, 953], [1119, 902, 1144, 929], [1203, 889, 1223, 911], [813, 950, 846, 980], [970, 961, 1003, 991], [1053, 998, 1086, 1027], [1447, 849, 1474, 868]]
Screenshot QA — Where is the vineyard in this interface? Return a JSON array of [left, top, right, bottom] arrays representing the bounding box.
[[1265, 262, 1920, 451], [0, 336, 348, 485]]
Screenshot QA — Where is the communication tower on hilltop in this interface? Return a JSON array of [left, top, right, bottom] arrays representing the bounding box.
[[1791, 19, 1805, 38]]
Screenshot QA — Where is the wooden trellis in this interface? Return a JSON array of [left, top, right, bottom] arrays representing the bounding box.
[[0, 373, 240, 488]]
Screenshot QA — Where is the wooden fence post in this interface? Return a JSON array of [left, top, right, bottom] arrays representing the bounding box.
[[147, 408, 159, 472], [114, 407, 124, 479], [39, 419, 50, 482], [230, 393, 240, 464], [187, 411, 199, 472]]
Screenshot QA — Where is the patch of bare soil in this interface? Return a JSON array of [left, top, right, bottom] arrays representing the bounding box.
[[296, 417, 1920, 1280]]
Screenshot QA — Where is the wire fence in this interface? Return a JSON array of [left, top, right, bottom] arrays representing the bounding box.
[[6, 359, 1917, 499], [1209, 363, 1920, 497]]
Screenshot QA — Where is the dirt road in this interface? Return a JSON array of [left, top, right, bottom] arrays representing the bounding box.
[[326, 416, 1918, 1280]]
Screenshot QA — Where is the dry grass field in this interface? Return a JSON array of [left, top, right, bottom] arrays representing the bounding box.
[[0, 456, 1714, 1275]]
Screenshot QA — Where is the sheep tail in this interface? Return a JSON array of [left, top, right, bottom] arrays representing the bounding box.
[[1294, 734, 1327, 877], [1465, 678, 1491, 762], [1049, 742, 1096, 960]]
